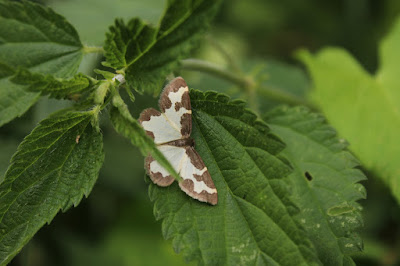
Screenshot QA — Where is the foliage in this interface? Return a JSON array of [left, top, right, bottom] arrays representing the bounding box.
[[265, 106, 366, 265], [0, 109, 104, 265], [104, 0, 222, 95], [297, 16, 400, 205], [0, 0, 83, 127], [150, 90, 320, 265], [1, 0, 399, 265]]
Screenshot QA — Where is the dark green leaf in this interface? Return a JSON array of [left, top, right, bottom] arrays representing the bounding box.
[[148, 90, 321, 265], [0, 109, 104, 264], [264, 106, 366, 265], [0, 0, 83, 126], [104, 0, 222, 94], [11, 69, 95, 100]]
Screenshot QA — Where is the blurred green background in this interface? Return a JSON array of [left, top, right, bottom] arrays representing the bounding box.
[[2, 0, 400, 265]]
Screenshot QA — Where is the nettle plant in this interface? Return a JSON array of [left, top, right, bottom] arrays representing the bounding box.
[[1, 0, 400, 265]]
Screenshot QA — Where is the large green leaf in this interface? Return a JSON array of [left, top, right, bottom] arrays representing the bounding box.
[[0, 109, 104, 265], [0, 0, 83, 126], [148, 90, 321, 265], [265, 106, 366, 266], [104, 0, 222, 94], [297, 16, 400, 204]]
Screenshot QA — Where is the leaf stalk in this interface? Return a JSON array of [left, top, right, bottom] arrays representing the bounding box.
[[180, 58, 317, 110]]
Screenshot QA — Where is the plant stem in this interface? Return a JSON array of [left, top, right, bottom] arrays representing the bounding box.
[[180, 58, 317, 110], [181, 59, 252, 89], [111, 90, 138, 125], [82, 45, 105, 54]]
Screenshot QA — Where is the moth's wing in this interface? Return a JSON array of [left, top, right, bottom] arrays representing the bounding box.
[[139, 108, 182, 144], [145, 145, 186, 187], [159, 77, 192, 138], [178, 147, 218, 205]]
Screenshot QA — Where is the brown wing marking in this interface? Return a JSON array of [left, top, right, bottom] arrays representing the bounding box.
[[159, 77, 192, 138], [178, 147, 218, 205], [159, 77, 189, 112], [139, 108, 162, 140], [145, 155, 175, 187]]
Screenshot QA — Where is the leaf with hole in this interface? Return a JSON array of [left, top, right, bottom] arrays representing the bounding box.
[[265, 106, 366, 265], [297, 16, 400, 204], [148, 89, 321, 265]]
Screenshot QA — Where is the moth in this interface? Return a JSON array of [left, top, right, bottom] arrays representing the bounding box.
[[139, 77, 218, 205]]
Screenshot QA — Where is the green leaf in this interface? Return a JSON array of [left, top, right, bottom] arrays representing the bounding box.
[[0, 62, 40, 127], [104, 0, 222, 94], [109, 100, 181, 182], [264, 106, 366, 266], [297, 16, 400, 204], [0, 109, 104, 264], [11, 69, 95, 100], [0, 0, 83, 126], [148, 90, 321, 265], [47, 0, 164, 45]]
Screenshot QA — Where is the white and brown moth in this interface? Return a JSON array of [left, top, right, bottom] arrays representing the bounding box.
[[139, 77, 218, 205]]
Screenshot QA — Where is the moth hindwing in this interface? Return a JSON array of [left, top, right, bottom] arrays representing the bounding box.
[[139, 77, 218, 205]]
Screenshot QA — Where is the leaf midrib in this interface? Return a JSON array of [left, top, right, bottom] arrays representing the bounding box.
[[0, 114, 90, 226], [0, 4, 81, 48], [192, 115, 273, 264], [193, 110, 309, 264], [124, 4, 197, 69], [0, 119, 92, 265]]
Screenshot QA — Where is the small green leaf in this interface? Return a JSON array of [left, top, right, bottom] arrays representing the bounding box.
[[93, 69, 116, 80], [148, 90, 321, 265], [0, 109, 104, 264], [0, 62, 40, 128], [265, 106, 366, 265], [0, 0, 83, 126], [109, 99, 180, 181], [104, 0, 222, 94], [297, 16, 400, 204], [11, 69, 95, 100]]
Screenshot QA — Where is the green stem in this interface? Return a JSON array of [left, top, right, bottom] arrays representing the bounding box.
[[205, 35, 241, 73], [112, 91, 135, 123], [181, 59, 252, 89], [82, 45, 105, 54], [180, 59, 317, 110]]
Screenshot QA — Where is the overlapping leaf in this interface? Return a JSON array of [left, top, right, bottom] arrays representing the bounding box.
[[11, 69, 95, 100], [0, 109, 104, 265], [148, 90, 321, 265], [109, 103, 180, 181], [265, 106, 366, 265], [0, 0, 83, 126], [297, 16, 400, 204], [104, 0, 222, 94]]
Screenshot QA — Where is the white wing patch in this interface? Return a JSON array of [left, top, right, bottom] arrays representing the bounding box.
[[149, 145, 186, 177], [180, 155, 217, 194], [150, 145, 217, 195], [141, 86, 191, 144]]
